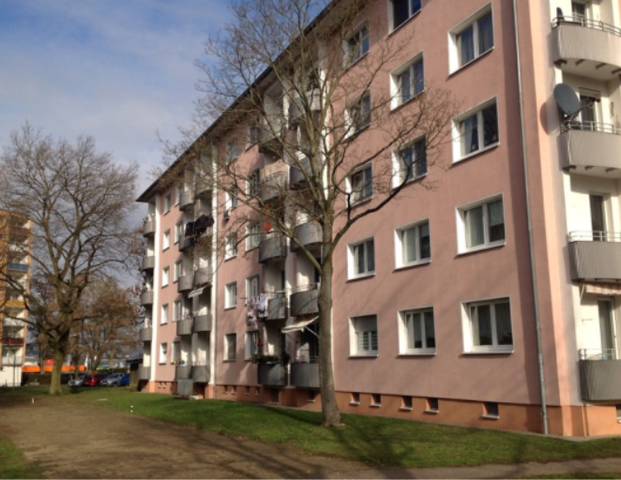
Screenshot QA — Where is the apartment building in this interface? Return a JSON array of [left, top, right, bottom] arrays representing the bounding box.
[[0, 213, 32, 387], [137, 0, 621, 436]]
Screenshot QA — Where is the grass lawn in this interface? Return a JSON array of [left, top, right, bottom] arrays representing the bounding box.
[[0, 437, 44, 480], [3, 386, 621, 470]]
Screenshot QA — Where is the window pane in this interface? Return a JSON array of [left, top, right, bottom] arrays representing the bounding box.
[[413, 60, 424, 95], [462, 113, 479, 155], [414, 138, 427, 176], [399, 69, 411, 104], [482, 103, 498, 147], [419, 222, 431, 259], [413, 313, 423, 349], [411, 0, 422, 15], [370, 331, 378, 351], [356, 243, 365, 274], [406, 314, 415, 350], [475, 305, 493, 346], [487, 200, 505, 242], [465, 206, 484, 248], [424, 311, 435, 348], [363, 166, 373, 198], [495, 302, 513, 346], [478, 12, 494, 55], [367, 239, 375, 272], [459, 25, 475, 65], [393, 0, 409, 28], [401, 146, 413, 181], [403, 228, 417, 263]]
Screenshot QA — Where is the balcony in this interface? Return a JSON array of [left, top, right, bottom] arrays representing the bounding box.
[[177, 274, 194, 293], [258, 118, 284, 156], [290, 286, 319, 317], [289, 157, 312, 189], [259, 233, 287, 263], [176, 319, 193, 336], [0, 355, 23, 366], [140, 290, 154, 305], [266, 296, 287, 320], [138, 366, 150, 380], [179, 235, 195, 251], [142, 255, 155, 271], [2, 337, 25, 345], [191, 364, 210, 383], [260, 161, 288, 202], [552, 16, 621, 79], [257, 363, 287, 387], [140, 326, 153, 342], [567, 232, 621, 281], [175, 364, 192, 380], [179, 190, 195, 211], [288, 89, 321, 128], [193, 266, 213, 287], [192, 313, 212, 333], [7, 263, 28, 273], [290, 221, 322, 253], [3, 318, 23, 328], [559, 123, 621, 177], [579, 349, 621, 401], [290, 363, 319, 389], [143, 219, 156, 237]]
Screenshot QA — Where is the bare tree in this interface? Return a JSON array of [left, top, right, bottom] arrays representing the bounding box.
[[0, 123, 139, 394], [166, 0, 457, 426]]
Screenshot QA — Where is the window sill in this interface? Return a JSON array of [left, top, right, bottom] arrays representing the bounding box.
[[453, 142, 499, 165], [390, 89, 424, 114], [388, 10, 421, 36], [482, 414, 500, 420], [224, 255, 237, 262], [162, 246, 170, 252], [224, 306, 237, 311], [349, 401, 360, 406], [344, 51, 369, 72], [399, 406, 413, 412], [397, 351, 436, 357], [392, 171, 428, 191], [424, 408, 439, 415], [462, 348, 513, 356], [344, 123, 370, 142], [347, 272, 375, 282], [448, 47, 494, 78], [457, 241, 505, 257], [369, 404, 381, 408], [348, 195, 373, 209], [349, 353, 378, 359], [394, 258, 431, 272]]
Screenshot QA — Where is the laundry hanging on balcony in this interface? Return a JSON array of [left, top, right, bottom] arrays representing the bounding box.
[[247, 295, 268, 326]]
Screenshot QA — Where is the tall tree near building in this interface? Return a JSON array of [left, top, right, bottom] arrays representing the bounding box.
[[167, 0, 457, 426], [0, 123, 138, 394]]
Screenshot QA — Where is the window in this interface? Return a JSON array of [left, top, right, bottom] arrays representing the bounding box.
[[349, 238, 375, 278], [225, 282, 237, 309], [245, 330, 260, 360], [227, 141, 239, 164], [174, 222, 183, 244], [246, 275, 260, 299], [247, 170, 260, 197], [483, 402, 499, 419], [248, 118, 261, 145], [349, 163, 373, 203], [350, 392, 361, 405], [350, 315, 378, 356], [225, 333, 237, 361], [175, 185, 183, 205], [163, 194, 171, 213], [163, 229, 171, 250], [464, 298, 513, 353], [173, 260, 183, 282], [392, 56, 424, 108], [225, 233, 238, 259], [371, 394, 381, 407], [162, 266, 170, 287], [401, 396, 413, 410], [345, 23, 369, 65], [173, 300, 182, 322], [454, 100, 498, 160], [171, 341, 180, 364], [159, 343, 168, 364], [400, 308, 435, 354], [225, 191, 238, 213], [451, 6, 493, 71], [161, 304, 169, 324], [458, 196, 505, 252], [347, 93, 371, 136], [394, 137, 426, 185], [391, 0, 422, 30], [246, 222, 261, 250], [426, 398, 439, 413], [396, 220, 430, 267]]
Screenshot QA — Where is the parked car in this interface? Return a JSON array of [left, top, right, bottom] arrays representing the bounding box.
[[117, 373, 130, 387], [82, 373, 108, 387], [67, 374, 86, 387], [101, 373, 130, 387]]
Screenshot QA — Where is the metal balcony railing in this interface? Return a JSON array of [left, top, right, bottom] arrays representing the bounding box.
[[567, 231, 621, 281], [552, 15, 621, 37], [564, 121, 621, 135], [578, 348, 621, 401]]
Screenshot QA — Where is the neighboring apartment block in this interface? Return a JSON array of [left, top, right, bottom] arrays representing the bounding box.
[[0, 213, 32, 387], [137, 0, 621, 436]]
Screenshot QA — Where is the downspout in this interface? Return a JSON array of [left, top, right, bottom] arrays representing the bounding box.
[[512, 0, 549, 435]]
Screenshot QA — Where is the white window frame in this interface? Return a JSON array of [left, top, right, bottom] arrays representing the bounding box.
[[159, 343, 168, 364], [225, 233, 238, 259], [395, 219, 431, 268], [173, 300, 182, 322], [227, 141, 239, 164], [173, 260, 183, 282], [392, 136, 427, 187], [246, 222, 261, 251], [175, 185, 183, 205], [171, 341, 180, 364], [163, 194, 171, 214], [348, 237, 375, 279], [389, 0, 422, 31], [246, 170, 260, 197], [449, 4, 494, 73], [347, 162, 373, 204], [344, 22, 370, 66], [225, 282, 238, 309], [162, 266, 170, 287], [350, 315, 379, 356], [225, 191, 238, 213], [399, 307, 436, 355], [456, 195, 505, 253], [161, 304, 169, 325], [163, 229, 171, 250], [246, 275, 260, 300], [390, 54, 424, 110], [225, 333, 237, 361], [174, 222, 183, 244], [346, 92, 372, 137], [462, 297, 513, 354], [452, 98, 499, 162], [245, 330, 260, 360]]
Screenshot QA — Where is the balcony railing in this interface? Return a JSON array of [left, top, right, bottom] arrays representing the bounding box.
[[138, 366, 150, 380], [179, 190, 195, 210], [257, 363, 287, 387], [7, 263, 28, 272], [176, 318, 193, 336], [193, 266, 213, 287], [179, 235, 195, 251], [260, 161, 288, 202], [578, 348, 621, 401], [290, 363, 319, 389], [290, 285, 319, 317], [288, 89, 321, 128], [290, 221, 322, 252], [258, 118, 284, 155], [140, 326, 153, 342], [177, 274, 194, 293], [289, 157, 312, 189], [259, 232, 287, 263], [142, 256, 155, 271], [175, 364, 192, 380], [266, 295, 288, 320], [567, 231, 621, 281], [559, 124, 621, 173], [1, 355, 24, 366], [2, 337, 25, 345], [192, 313, 212, 333], [191, 364, 210, 383], [143, 219, 156, 236], [140, 290, 154, 305], [552, 15, 621, 75]]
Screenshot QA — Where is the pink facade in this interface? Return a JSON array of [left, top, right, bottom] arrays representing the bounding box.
[[138, 0, 621, 436]]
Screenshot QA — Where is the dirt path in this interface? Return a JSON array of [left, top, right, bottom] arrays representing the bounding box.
[[2, 394, 621, 479]]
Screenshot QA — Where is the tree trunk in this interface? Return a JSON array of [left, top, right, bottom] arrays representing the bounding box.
[[317, 253, 343, 427], [49, 332, 69, 395]]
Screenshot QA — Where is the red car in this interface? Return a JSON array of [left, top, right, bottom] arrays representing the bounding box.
[[81, 373, 108, 387]]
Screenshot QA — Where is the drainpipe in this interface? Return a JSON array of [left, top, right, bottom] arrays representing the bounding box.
[[512, 0, 549, 435]]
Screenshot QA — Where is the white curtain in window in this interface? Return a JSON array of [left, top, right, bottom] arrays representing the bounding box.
[[465, 206, 484, 247]]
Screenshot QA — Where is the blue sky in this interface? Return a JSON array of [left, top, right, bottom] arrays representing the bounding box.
[[0, 1, 230, 197]]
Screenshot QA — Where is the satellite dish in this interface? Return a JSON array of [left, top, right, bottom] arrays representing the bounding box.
[[554, 83, 581, 117]]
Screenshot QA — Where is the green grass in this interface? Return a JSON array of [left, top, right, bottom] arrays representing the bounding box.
[[0, 437, 44, 479], [524, 474, 621, 479], [3, 386, 621, 470]]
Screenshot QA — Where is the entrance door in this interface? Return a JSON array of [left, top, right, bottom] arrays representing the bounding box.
[[598, 300, 616, 359]]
